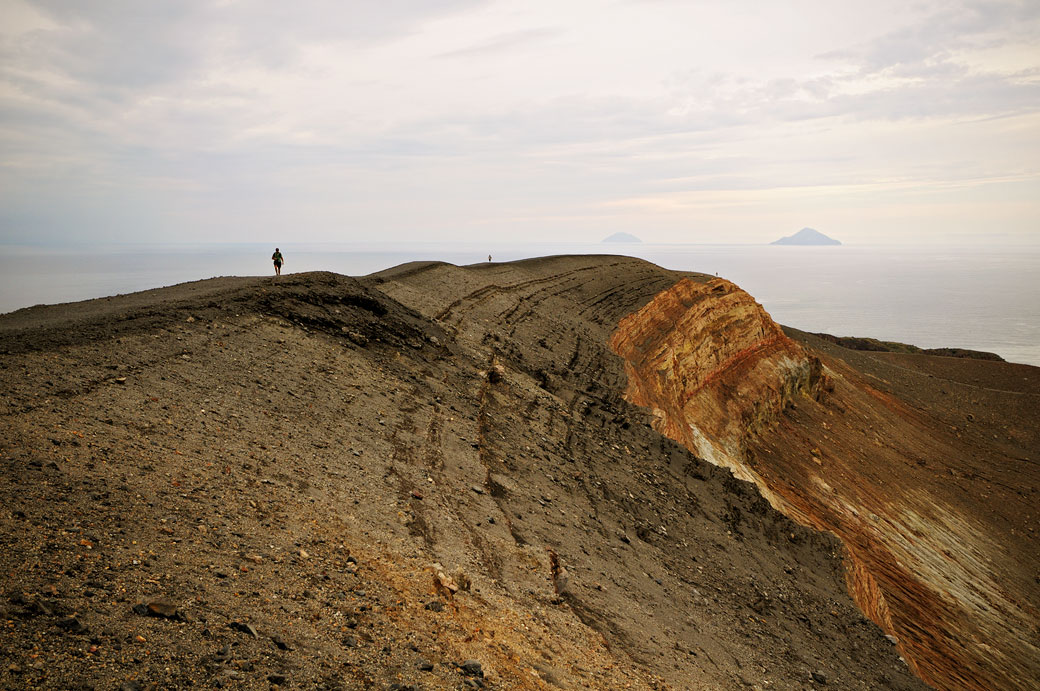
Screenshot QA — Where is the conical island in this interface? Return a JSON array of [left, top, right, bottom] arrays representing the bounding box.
[[772, 227, 841, 245]]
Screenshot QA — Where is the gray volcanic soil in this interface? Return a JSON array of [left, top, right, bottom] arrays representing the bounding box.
[[1, 257, 927, 689]]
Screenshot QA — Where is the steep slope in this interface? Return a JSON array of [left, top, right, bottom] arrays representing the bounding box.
[[374, 256, 928, 689], [610, 276, 1040, 691], [608, 277, 827, 489], [0, 259, 928, 689]]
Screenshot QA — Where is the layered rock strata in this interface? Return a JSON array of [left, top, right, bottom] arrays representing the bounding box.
[[611, 277, 1040, 691], [610, 277, 826, 489]]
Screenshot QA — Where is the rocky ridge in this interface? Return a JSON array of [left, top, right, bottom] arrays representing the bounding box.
[[810, 333, 1004, 361], [2, 256, 1033, 689], [609, 275, 1039, 690]]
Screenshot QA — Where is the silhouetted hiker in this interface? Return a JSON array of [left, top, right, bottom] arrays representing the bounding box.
[[488, 254, 492, 262], [272, 248, 284, 276]]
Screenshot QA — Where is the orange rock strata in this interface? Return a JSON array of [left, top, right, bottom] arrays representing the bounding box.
[[611, 277, 1040, 691]]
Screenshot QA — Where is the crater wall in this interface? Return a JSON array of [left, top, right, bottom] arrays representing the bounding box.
[[611, 277, 1040, 691]]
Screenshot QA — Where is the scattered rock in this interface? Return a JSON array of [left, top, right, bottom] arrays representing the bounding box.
[[267, 673, 287, 685], [271, 634, 291, 651], [553, 565, 572, 597], [56, 615, 87, 634], [424, 600, 445, 612], [811, 669, 828, 684], [452, 569, 472, 592], [212, 644, 232, 662], [229, 621, 259, 638], [145, 598, 178, 619], [460, 659, 484, 677], [12, 595, 51, 618], [433, 570, 459, 599]]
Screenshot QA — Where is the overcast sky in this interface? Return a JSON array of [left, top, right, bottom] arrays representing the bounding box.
[[1, 0, 1038, 246]]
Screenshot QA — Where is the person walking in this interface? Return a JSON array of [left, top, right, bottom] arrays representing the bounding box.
[[272, 248, 284, 276]]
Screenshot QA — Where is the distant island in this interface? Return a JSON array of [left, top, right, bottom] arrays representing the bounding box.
[[602, 232, 642, 243], [771, 228, 841, 246]]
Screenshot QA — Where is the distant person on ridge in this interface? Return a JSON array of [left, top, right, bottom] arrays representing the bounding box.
[[488, 254, 492, 262], [272, 248, 284, 276]]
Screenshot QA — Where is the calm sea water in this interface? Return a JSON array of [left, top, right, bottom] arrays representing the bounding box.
[[1, 242, 1038, 367]]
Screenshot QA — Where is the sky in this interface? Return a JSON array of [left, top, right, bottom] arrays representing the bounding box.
[[1, 0, 1038, 246]]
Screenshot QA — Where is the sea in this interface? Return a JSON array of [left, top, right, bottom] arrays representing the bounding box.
[[1, 242, 1038, 367]]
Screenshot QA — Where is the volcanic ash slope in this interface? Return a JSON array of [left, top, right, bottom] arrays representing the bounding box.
[[0, 257, 988, 689]]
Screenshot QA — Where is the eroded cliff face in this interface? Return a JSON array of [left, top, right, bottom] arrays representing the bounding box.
[[611, 277, 1040, 691], [610, 278, 826, 498]]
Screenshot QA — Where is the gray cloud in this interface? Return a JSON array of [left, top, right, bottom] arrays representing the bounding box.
[[10, 0, 491, 91], [9, 3, 203, 89], [820, 0, 1040, 72], [0, 0, 1037, 245]]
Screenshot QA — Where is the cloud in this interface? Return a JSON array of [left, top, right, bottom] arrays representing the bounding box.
[[436, 27, 560, 58], [0, 0, 1037, 245], [818, 0, 1040, 74], [6, 1, 492, 91]]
